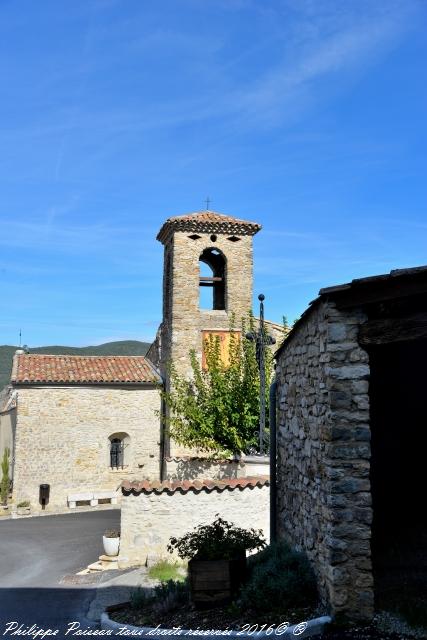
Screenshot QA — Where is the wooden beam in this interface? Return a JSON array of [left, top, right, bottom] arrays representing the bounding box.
[[331, 280, 427, 309], [359, 312, 427, 345]]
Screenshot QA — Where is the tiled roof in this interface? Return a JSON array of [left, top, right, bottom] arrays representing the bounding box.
[[11, 354, 162, 385], [164, 456, 244, 465], [121, 475, 269, 495], [157, 210, 261, 243]]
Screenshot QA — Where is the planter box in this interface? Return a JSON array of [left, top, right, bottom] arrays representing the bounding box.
[[189, 553, 246, 609], [17, 507, 31, 516]]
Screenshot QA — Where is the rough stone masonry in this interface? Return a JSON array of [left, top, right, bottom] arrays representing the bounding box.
[[275, 299, 373, 620]]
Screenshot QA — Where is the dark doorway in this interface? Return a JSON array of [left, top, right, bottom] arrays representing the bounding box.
[[368, 338, 427, 627]]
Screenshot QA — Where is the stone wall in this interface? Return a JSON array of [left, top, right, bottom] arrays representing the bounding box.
[[12, 385, 161, 512], [163, 455, 270, 481], [276, 300, 373, 620], [118, 476, 269, 568], [164, 456, 245, 481]]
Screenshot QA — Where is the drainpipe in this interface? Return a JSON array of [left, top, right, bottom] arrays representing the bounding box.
[[159, 378, 169, 482], [269, 376, 277, 544]]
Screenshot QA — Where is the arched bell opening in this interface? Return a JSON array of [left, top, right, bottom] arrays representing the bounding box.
[[199, 247, 226, 311]]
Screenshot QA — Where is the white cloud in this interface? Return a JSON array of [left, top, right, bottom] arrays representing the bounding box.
[[223, 1, 419, 127]]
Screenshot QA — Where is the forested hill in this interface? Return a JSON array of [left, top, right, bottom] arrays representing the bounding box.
[[0, 340, 151, 391]]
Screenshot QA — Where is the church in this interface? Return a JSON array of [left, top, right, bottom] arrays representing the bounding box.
[[1, 210, 280, 514]]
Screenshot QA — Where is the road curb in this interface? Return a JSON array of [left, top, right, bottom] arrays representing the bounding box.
[[101, 610, 332, 638]]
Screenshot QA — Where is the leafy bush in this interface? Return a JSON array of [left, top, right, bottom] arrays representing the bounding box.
[[1, 448, 10, 505], [239, 542, 317, 613], [104, 529, 120, 538], [167, 516, 266, 561], [17, 500, 30, 508], [161, 314, 273, 456]]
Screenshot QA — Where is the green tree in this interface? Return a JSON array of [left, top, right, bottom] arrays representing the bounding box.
[[161, 315, 273, 456], [1, 448, 10, 505]]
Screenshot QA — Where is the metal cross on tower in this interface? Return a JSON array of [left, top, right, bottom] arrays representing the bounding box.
[[245, 294, 276, 455], [205, 196, 211, 210]]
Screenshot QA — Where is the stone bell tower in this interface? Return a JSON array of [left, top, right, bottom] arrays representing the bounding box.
[[156, 210, 262, 384]]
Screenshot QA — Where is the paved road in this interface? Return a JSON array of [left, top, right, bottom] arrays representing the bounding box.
[[0, 510, 120, 637]]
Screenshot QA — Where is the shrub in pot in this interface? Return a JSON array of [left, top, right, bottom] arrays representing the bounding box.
[[103, 529, 120, 556], [167, 516, 265, 609]]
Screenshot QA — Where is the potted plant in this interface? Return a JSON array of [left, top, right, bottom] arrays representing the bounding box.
[[167, 516, 266, 609], [16, 500, 31, 516], [103, 529, 120, 556]]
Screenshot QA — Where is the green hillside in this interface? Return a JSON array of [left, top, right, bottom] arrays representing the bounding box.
[[0, 340, 151, 391]]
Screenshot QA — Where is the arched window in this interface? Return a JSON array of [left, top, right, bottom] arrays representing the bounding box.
[[199, 248, 226, 310], [108, 432, 130, 469]]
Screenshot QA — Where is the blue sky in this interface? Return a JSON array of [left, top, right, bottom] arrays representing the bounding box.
[[1, 0, 426, 347]]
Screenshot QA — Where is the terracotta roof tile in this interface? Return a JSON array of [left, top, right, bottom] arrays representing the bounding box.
[[157, 210, 261, 243], [121, 475, 270, 495], [11, 354, 162, 385], [164, 456, 244, 466]]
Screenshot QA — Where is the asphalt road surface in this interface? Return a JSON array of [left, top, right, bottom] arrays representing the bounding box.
[[0, 510, 120, 637]]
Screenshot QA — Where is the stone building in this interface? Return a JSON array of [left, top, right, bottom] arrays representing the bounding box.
[[7, 353, 161, 513], [2, 209, 279, 514], [275, 265, 427, 621]]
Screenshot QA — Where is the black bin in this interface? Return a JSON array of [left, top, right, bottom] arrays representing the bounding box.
[[39, 484, 50, 509]]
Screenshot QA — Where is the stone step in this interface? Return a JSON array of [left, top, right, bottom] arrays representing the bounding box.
[[100, 560, 119, 570], [99, 554, 118, 562]]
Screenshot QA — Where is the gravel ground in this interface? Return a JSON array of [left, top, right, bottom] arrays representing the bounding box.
[[324, 612, 427, 640]]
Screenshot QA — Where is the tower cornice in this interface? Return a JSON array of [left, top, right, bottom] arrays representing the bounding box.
[[156, 210, 262, 244]]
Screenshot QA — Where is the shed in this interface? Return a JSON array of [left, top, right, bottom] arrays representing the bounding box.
[[275, 265, 427, 621]]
